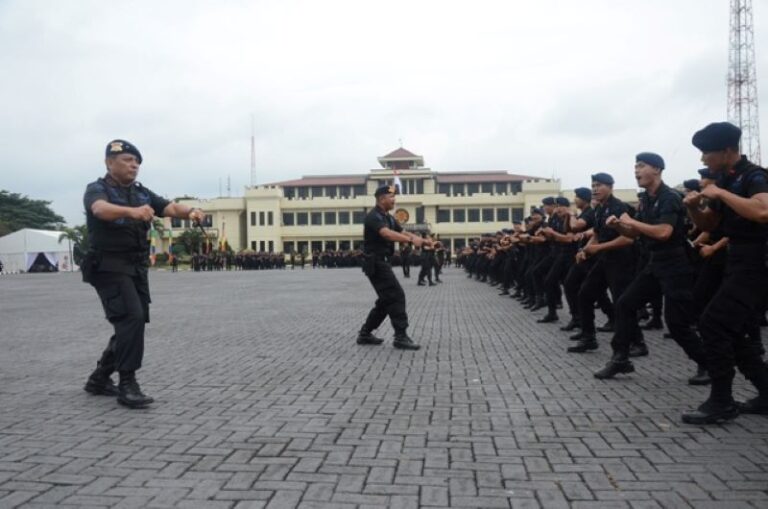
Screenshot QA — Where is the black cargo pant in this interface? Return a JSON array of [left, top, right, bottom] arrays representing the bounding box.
[[90, 271, 150, 373], [363, 258, 408, 335], [418, 253, 434, 283], [578, 252, 635, 335], [544, 248, 576, 314], [563, 257, 613, 323], [700, 245, 768, 392], [612, 249, 703, 364], [402, 255, 411, 277]]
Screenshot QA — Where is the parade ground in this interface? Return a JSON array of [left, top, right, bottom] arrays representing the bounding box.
[[1, 267, 767, 509]]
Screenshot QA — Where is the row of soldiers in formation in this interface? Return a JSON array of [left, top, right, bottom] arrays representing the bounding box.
[[395, 236, 450, 285], [456, 123, 768, 425], [190, 252, 287, 271]]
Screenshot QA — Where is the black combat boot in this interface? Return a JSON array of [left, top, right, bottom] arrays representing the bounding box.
[[530, 297, 547, 312], [594, 359, 635, 379], [569, 330, 590, 341], [567, 335, 598, 353], [596, 320, 614, 333], [84, 361, 119, 396], [117, 371, 154, 409], [537, 312, 558, 323], [740, 370, 768, 414], [357, 329, 384, 345], [682, 377, 739, 424], [687, 365, 711, 386], [560, 319, 580, 332], [393, 333, 421, 351], [628, 341, 649, 358]]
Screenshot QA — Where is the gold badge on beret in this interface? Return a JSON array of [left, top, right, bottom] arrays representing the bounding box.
[[110, 141, 124, 153]]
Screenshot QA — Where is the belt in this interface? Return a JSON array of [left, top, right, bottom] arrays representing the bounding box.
[[648, 246, 686, 261]]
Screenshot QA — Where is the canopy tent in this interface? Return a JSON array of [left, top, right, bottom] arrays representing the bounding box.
[[0, 229, 74, 273]]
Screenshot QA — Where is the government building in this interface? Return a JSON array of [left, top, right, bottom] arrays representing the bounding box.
[[161, 147, 636, 254]]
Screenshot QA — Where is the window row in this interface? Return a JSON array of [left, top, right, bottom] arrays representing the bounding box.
[[171, 214, 212, 228], [250, 211, 274, 226], [436, 207, 524, 223], [436, 181, 523, 196], [283, 239, 363, 253], [375, 179, 424, 195], [281, 210, 367, 226], [283, 185, 366, 199]]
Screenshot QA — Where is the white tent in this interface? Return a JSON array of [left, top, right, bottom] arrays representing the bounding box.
[[0, 229, 75, 273]]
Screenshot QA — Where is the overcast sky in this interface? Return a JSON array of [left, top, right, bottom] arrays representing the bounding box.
[[2, 0, 767, 226]]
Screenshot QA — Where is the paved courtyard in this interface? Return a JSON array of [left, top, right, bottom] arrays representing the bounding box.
[[0, 267, 767, 509]]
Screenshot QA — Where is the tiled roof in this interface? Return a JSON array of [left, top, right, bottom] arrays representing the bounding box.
[[264, 175, 367, 187], [434, 172, 544, 183], [381, 147, 419, 159]]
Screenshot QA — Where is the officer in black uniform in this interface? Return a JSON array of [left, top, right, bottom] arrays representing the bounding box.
[[358, 185, 430, 350], [82, 140, 206, 408], [594, 153, 708, 383], [538, 196, 577, 323], [682, 122, 768, 424]]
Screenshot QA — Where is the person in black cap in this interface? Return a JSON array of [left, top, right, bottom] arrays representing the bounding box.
[[561, 188, 614, 332], [568, 173, 643, 355], [538, 196, 577, 322], [82, 139, 207, 408], [526, 197, 557, 311], [681, 122, 768, 423], [359, 184, 430, 350], [594, 153, 709, 382]]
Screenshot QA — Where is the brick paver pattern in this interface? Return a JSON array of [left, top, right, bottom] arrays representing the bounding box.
[[1, 268, 767, 508]]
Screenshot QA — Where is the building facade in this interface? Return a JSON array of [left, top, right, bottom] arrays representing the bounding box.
[[161, 148, 638, 254]]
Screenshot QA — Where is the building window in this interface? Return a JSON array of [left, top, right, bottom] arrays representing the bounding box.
[[416, 179, 424, 194], [482, 208, 494, 222], [353, 210, 366, 224], [297, 212, 308, 225], [298, 187, 309, 199], [282, 212, 294, 226], [468, 208, 480, 222], [455, 238, 466, 250], [284, 187, 295, 199], [512, 207, 524, 222], [467, 183, 479, 196], [339, 186, 351, 198], [325, 240, 337, 251], [183, 219, 190, 228], [311, 212, 322, 225], [259, 241, 266, 251], [497, 208, 510, 222], [324, 211, 336, 225], [436, 208, 450, 223], [481, 183, 493, 194], [311, 240, 322, 252], [250, 212, 256, 226], [311, 186, 323, 198], [453, 209, 466, 223], [285, 242, 294, 253], [438, 183, 450, 196], [353, 185, 366, 197], [268, 240, 274, 252], [353, 240, 362, 250], [495, 182, 507, 195], [453, 183, 465, 196], [511, 182, 522, 194], [416, 206, 424, 224], [259, 211, 265, 226], [171, 217, 182, 228], [251, 241, 257, 250], [267, 212, 273, 226], [297, 241, 308, 254], [340, 240, 350, 251], [327, 186, 337, 198], [338, 211, 350, 224]]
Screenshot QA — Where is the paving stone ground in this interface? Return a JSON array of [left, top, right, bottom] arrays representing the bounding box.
[[0, 266, 767, 509]]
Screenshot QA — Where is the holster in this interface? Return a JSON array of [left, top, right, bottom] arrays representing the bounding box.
[[362, 254, 377, 278], [81, 251, 101, 283]]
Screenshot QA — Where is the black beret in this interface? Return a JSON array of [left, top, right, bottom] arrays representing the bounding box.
[[374, 184, 397, 197], [513, 220, 522, 225], [697, 167, 716, 179], [574, 187, 592, 201], [692, 122, 742, 152], [105, 139, 142, 164], [531, 208, 544, 216], [636, 152, 665, 170], [591, 172, 615, 186], [683, 179, 701, 192], [541, 196, 556, 206], [555, 196, 570, 207]]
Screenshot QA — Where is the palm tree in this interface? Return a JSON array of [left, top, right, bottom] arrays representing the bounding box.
[[58, 225, 89, 268]]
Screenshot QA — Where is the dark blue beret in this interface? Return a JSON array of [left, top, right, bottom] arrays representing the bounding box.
[[513, 220, 522, 225], [591, 172, 614, 186], [683, 179, 701, 192], [531, 208, 544, 216], [374, 184, 397, 197], [692, 122, 741, 152], [697, 167, 716, 179], [106, 139, 142, 164], [574, 187, 592, 201], [542, 196, 556, 206], [636, 152, 665, 170], [555, 196, 570, 207]]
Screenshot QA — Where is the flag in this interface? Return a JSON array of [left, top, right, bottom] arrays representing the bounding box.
[[219, 219, 227, 252], [393, 168, 402, 194]]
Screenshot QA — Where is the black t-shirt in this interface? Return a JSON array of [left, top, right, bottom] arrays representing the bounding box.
[[636, 183, 687, 251], [585, 195, 630, 244], [363, 206, 403, 256], [576, 207, 595, 247], [83, 175, 170, 255], [711, 156, 768, 243]]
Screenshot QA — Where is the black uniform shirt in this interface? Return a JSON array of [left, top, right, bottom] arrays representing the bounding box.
[[636, 183, 687, 251], [576, 207, 595, 248], [363, 206, 402, 256], [83, 175, 170, 255], [586, 195, 630, 244], [711, 156, 768, 243]]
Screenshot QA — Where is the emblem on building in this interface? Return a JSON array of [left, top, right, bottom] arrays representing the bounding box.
[[395, 208, 409, 224]]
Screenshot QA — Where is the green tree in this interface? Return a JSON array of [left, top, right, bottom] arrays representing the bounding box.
[[58, 225, 90, 266], [0, 190, 65, 236], [175, 228, 205, 255]]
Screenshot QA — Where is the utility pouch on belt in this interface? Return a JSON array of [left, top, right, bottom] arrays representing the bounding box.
[[362, 254, 377, 277], [81, 251, 100, 283]]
